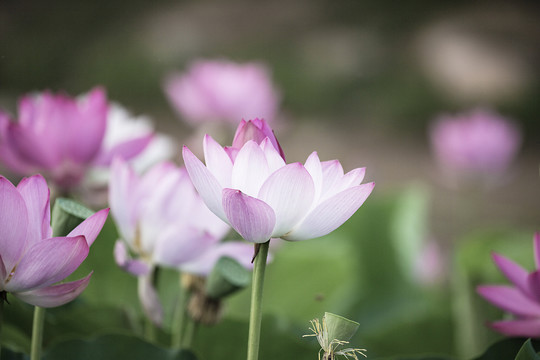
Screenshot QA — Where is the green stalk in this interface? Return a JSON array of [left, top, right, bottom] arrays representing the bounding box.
[[246, 241, 270, 360], [181, 317, 197, 349], [30, 306, 46, 360], [171, 280, 189, 348]]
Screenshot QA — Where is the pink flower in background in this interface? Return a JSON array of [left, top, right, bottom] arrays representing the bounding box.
[[109, 158, 253, 325], [0, 88, 155, 190], [164, 59, 280, 125], [183, 119, 374, 243], [477, 233, 540, 337], [0, 174, 108, 307], [429, 108, 521, 177]]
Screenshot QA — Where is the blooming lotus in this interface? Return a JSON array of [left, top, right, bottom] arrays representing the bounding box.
[[0, 88, 155, 190], [0, 174, 108, 307], [182, 119, 374, 243], [429, 108, 521, 177], [164, 59, 280, 125], [109, 158, 253, 325], [477, 233, 540, 337]]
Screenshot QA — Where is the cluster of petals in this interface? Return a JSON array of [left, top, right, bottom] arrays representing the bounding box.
[[183, 119, 374, 243], [477, 233, 540, 337], [109, 158, 253, 324], [0, 88, 158, 190], [429, 108, 521, 175], [164, 59, 280, 125], [0, 174, 108, 307]]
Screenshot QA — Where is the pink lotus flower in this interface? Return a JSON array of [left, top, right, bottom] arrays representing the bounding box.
[[477, 233, 540, 337], [429, 108, 521, 177], [164, 59, 280, 125], [0, 174, 108, 307], [182, 119, 374, 243], [0, 88, 154, 190], [109, 158, 253, 325]]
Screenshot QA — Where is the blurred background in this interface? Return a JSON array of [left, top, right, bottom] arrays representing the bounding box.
[[1, 0, 539, 359]]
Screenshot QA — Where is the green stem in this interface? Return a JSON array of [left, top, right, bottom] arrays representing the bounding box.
[[144, 316, 156, 343], [30, 306, 46, 360], [246, 241, 270, 360], [171, 280, 189, 348], [181, 317, 197, 349]]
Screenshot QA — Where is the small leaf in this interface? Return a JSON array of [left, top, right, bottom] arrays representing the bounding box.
[[51, 198, 95, 237], [205, 256, 251, 299], [324, 312, 359, 342], [515, 339, 540, 360]]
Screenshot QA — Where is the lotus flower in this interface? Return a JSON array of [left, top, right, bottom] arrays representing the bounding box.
[[0, 174, 108, 307], [182, 119, 374, 243], [429, 108, 521, 177], [477, 233, 540, 337], [0, 88, 155, 190], [164, 59, 280, 125], [109, 158, 253, 325]]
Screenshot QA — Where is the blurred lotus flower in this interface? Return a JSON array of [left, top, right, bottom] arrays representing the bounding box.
[[429, 108, 521, 180], [109, 158, 253, 325], [0, 174, 108, 307], [182, 118, 374, 243], [0, 88, 156, 191], [164, 59, 280, 125], [477, 232, 540, 337]]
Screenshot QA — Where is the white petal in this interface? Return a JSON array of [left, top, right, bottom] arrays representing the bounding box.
[[231, 141, 270, 197], [258, 163, 315, 237], [204, 134, 233, 188], [284, 183, 374, 241]]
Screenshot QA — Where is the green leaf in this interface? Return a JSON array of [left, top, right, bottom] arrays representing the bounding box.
[[515, 339, 540, 360], [472, 338, 538, 360], [205, 257, 251, 299], [42, 334, 197, 360], [51, 198, 95, 237], [324, 312, 359, 342]]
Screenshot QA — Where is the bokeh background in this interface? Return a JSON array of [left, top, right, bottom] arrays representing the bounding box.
[[1, 0, 539, 359]]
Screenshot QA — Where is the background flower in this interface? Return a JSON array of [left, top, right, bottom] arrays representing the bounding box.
[[109, 158, 253, 324], [164, 59, 280, 126]]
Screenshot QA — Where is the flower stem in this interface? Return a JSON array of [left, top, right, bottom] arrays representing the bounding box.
[[247, 241, 270, 360], [181, 317, 197, 349], [171, 279, 189, 348], [31, 306, 46, 360]]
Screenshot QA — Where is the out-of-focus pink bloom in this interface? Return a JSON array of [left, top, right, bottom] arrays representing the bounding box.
[[0, 88, 154, 190], [413, 240, 446, 285], [109, 158, 252, 325], [0, 174, 108, 307], [429, 108, 521, 177], [164, 59, 280, 125], [477, 233, 540, 337], [182, 119, 374, 244]]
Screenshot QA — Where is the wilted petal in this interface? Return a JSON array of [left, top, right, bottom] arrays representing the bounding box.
[[17, 175, 52, 242], [204, 135, 233, 188], [258, 163, 314, 237], [0, 176, 29, 273], [490, 318, 540, 338], [231, 141, 270, 197], [222, 189, 275, 243], [492, 253, 530, 296], [183, 146, 227, 222], [113, 241, 150, 276], [67, 208, 109, 247], [477, 285, 540, 317], [138, 273, 163, 326], [14, 273, 92, 308], [284, 182, 374, 241], [7, 236, 89, 292]]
